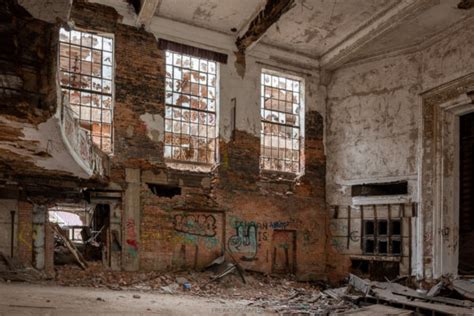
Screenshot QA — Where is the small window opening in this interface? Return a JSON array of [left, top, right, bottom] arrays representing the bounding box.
[[392, 239, 401, 255], [364, 239, 375, 254], [364, 221, 375, 235], [363, 219, 402, 256], [391, 220, 401, 235], [378, 240, 388, 254], [147, 183, 182, 198], [378, 220, 388, 235], [352, 181, 408, 197]]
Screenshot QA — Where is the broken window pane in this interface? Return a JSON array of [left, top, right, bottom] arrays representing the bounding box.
[[164, 51, 219, 164], [260, 70, 303, 174], [59, 27, 114, 153]]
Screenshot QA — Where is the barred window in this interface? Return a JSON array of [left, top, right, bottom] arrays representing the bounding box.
[[164, 51, 218, 164], [363, 219, 402, 256], [58, 28, 114, 153], [260, 71, 303, 174]]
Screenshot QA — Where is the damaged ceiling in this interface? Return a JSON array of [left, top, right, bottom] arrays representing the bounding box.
[[154, 0, 473, 64]]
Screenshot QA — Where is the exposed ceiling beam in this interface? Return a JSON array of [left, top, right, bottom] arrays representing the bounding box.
[[320, 0, 436, 70], [136, 0, 161, 29], [236, 0, 295, 53]]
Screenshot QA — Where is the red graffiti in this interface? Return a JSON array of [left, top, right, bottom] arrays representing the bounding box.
[[126, 219, 138, 256]]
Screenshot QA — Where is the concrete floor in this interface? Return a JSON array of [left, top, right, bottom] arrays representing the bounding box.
[[0, 283, 268, 315]]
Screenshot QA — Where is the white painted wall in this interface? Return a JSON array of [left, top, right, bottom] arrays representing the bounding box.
[[326, 20, 474, 206]]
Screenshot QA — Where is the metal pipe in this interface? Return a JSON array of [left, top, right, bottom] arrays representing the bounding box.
[[10, 210, 15, 258]]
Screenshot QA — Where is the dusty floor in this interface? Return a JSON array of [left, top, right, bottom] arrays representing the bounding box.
[[0, 282, 269, 315]]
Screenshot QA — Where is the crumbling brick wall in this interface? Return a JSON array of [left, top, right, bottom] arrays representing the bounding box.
[[68, 1, 329, 279]]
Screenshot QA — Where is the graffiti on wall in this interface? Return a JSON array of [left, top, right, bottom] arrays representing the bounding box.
[[173, 214, 217, 237], [228, 222, 258, 261], [227, 216, 300, 261], [126, 218, 138, 257]]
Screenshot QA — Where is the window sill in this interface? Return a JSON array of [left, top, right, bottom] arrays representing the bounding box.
[[350, 255, 402, 262], [259, 170, 302, 182], [165, 159, 215, 173]]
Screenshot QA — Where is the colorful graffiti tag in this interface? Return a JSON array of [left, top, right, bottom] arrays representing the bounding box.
[[228, 222, 258, 261], [173, 214, 217, 237], [126, 218, 138, 257]]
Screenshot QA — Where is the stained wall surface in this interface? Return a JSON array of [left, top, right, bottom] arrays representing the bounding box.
[[69, 2, 329, 279], [326, 20, 474, 278]]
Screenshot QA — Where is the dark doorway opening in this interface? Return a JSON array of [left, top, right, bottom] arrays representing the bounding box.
[[459, 112, 474, 274]]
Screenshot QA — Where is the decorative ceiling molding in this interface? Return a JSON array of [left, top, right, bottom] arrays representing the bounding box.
[[320, 0, 435, 70], [338, 16, 474, 70]]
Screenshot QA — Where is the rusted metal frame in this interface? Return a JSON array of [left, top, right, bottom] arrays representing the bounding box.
[[360, 205, 364, 251], [236, 0, 296, 53], [347, 205, 351, 249], [374, 204, 378, 255], [407, 203, 412, 274], [388, 204, 392, 255]]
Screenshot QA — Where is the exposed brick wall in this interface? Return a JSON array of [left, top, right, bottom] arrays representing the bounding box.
[[69, 2, 329, 280], [0, 0, 57, 125]]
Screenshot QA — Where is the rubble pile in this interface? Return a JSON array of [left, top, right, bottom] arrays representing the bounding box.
[[0, 251, 44, 283], [42, 261, 474, 314]]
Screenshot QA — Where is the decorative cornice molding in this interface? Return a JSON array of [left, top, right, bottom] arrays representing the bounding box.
[[320, 0, 435, 70]]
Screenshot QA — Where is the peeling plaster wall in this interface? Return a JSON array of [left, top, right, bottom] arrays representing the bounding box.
[[327, 53, 422, 205], [326, 22, 474, 278], [421, 19, 474, 91], [327, 21, 474, 206]]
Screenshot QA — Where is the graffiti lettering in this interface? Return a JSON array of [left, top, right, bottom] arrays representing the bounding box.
[[228, 223, 258, 261], [173, 214, 217, 237]]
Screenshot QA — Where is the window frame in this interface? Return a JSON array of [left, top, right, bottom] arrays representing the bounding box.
[[362, 219, 402, 256], [259, 68, 305, 176], [163, 50, 220, 167], [58, 26, 116, 155]]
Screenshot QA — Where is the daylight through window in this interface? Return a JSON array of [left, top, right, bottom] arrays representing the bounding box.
[[260, 71, 303, 174], [164, 51, 218, 164], [59, 28, 114, 153]]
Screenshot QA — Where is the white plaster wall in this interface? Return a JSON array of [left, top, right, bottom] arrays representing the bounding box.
[[421, 20, 474, 91], [326, 53, 422, 205], [326, 20, 474, 206]]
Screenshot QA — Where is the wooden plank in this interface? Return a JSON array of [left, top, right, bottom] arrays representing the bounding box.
[[338, 304, 413, 315], [51, 223, 88, 270], [370, 285, 474, 315], [392, 290, 473, 308], [452, 279, 474, 301]]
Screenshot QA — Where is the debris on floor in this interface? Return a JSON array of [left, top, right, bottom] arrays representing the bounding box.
[[0, 251, 44, 282], [51, 223, 88, 270], [5, 258, 474, 315]]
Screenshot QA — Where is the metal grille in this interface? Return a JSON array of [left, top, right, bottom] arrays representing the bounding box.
[[58, 28, 114, 153], [164, 51, 218, 164], [362, 219, 401, 256], [260, 71, 302, 173]]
